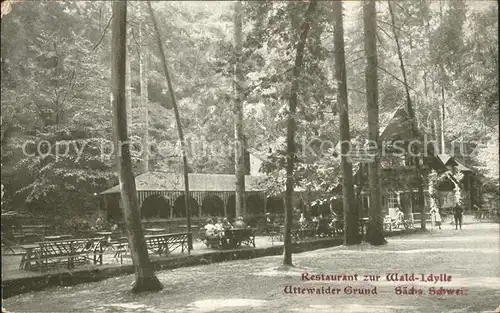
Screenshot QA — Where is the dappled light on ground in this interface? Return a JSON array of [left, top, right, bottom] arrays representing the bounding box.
[[3, 223, 499, 313], [254, 265, 316, 277], [187, 299, 268, 312]]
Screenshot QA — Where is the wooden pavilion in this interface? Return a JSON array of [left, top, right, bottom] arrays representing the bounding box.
[[100, 172, 272, 221]]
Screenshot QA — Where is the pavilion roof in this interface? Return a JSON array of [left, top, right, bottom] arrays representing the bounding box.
[[100, 172, 267, 195]]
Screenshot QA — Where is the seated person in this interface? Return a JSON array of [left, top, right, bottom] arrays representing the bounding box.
[[328, 213, 338, 229], [299, 213, 306, 223], [233, 216, 247, 229], [265, 213, 274, 224], [204, 218, 217, 239], [395, 208, 405, 227], [317, 215, 330, 237], [222, 218, 232, 230], [95, 216, 107, 231], [214, 218, 225, 236]]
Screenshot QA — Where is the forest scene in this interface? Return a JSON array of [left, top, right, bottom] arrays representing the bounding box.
[[1, 1, 499, 312], [2, 0, 497, 227]]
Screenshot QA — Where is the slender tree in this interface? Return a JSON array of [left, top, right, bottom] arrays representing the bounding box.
[[363, 0, 386, 245], [334, 0, 361, 245], [125, 23, 132, 127], [233, 0, 246, 218], [388, 2, 426, 230], [147, 1, 193, 250], [283, 0, 317, 266], [138, 7, 149, 173], [110, 0, 162, 293]]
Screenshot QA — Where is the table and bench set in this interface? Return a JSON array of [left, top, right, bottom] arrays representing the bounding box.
[[111, 232, 190, 264], [265, 217, 373, 242], [17, 229, 191, 270], [19, 236, 106, 271], [199, 228, 256, 249]]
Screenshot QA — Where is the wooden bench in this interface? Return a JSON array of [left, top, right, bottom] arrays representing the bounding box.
[[144, 233, 189, 256], [1, 233, 17, 254], [264, 224, 281, 243], [280, 223, 318, 242], [198, 230, 223, 248], [112, 240, 129, 264], [16, 225, 49, 243], [224, 228, 256, 248], [19, 238, 105, 271], [384, 214, 416, 231], [292, 228, 317, 240], [383, 216, 393, 231], [199, 228, 255, 249], [411, 213, 431, 227]]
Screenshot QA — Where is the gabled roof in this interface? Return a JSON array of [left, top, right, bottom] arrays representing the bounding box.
[[380, 107, 416, 141], [100, 172, 266, 194], [436, 154, 471, 172], [437, 154, 453, 165], [455, 159, 472, 172]]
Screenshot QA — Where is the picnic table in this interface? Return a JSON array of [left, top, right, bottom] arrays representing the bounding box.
[[144, 233, 190, 256], [111, 233, 190, 262], [95, 231, 112, 242], [19, 244, 39, 270], [95, 231, 112, 236], [279, 224, 318, 241], [145, 228, 166, 235], [44, 234, 72, 241], [179, 225, 198, 231], [263, 223, 281, 243], [111, 238, 129, 264], [200, 228, 256, 249], [224, 228, 256, 248], [13, 224, 49, 243], [19, 237, 105, 271]]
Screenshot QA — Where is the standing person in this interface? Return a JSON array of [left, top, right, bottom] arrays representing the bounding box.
[[435, 209, 442, 230], [394, 207, 407, 229], [432, 208, 442, 230], [430, 207, 437, 230], [453, 204, 463, 230]]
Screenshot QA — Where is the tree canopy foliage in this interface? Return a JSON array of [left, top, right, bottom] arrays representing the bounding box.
[[1, 1, 497, 217]]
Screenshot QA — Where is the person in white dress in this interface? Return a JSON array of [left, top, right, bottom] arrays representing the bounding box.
[[434, 209, 442, 230], [430, 207, 442, 230]]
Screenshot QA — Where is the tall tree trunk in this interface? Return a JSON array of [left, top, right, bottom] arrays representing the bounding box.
[[138, 8, 149, 173], [388, 1, 426, 230], [333, 0, 361, 245], [126, 31, 132, 127], [440, 88, 445, 154], [362, 0, 386, 245], [233, 0, 246, 218], [283, 0, 317, 266], [110, 1, 162, 293], [147, 1, 193, 250]]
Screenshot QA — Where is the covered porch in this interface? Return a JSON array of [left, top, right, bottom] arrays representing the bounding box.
[[98, 172, 288, 222]]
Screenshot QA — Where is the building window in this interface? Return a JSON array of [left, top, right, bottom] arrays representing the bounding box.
[[388, 192, 399, 209]]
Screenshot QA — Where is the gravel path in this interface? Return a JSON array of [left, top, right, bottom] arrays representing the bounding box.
[[3, 223, 499, 313]]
